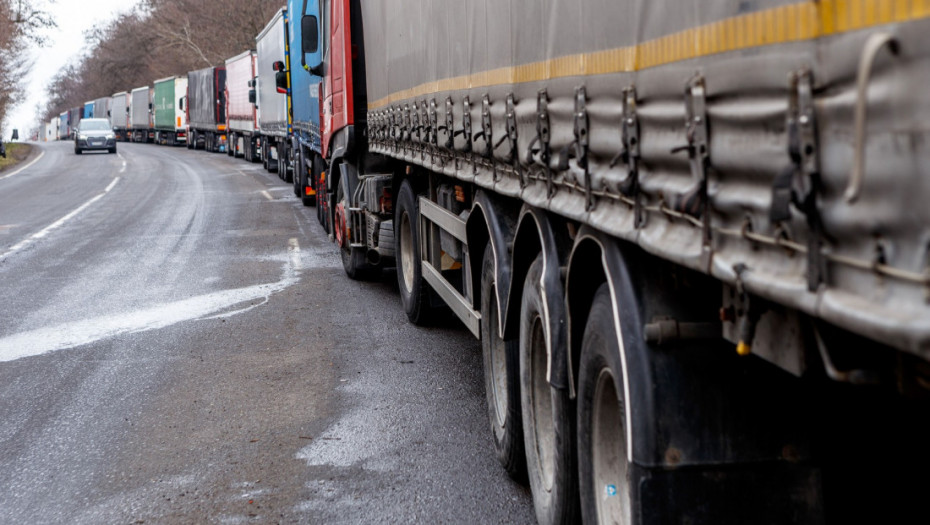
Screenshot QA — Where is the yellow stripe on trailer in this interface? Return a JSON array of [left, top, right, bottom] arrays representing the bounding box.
[[368, 0, 930, 110]]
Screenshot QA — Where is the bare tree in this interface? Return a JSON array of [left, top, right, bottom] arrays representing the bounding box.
[[41, 0, 282, 123], [0, 0, 56, 134]]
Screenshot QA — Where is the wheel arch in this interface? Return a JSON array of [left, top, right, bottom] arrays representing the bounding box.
[[466, 190, 518, 339]]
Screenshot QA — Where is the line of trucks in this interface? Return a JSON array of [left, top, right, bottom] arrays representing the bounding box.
[[40, 1, 930, 523]]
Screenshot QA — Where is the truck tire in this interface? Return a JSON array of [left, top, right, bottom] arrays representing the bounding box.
[[337, 177, 376, 280], [577, 283, 634, 525], [480, 242, 527, 481], [187, 131, 195, 149], [300, 153, 316, 207], [520, 254, 580, 525], [227, 133, 235, 156], [395, 179, 432, 324]]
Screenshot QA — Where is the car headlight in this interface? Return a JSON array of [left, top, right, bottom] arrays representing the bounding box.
[[105, 133, 115, 140], [78, 134, 87, 140]]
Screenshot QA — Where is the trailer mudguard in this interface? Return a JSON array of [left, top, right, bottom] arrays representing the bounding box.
[[502, 206, 573, 391], [466, 190, 518, 340]]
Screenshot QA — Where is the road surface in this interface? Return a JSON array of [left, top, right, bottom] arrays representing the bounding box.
[[0, 141, 535, 523]]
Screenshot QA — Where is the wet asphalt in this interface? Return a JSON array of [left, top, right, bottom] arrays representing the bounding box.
[[0, 141, 534, 524]]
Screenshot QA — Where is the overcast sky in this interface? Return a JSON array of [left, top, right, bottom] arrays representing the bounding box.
[[6, 0, 141, 138]]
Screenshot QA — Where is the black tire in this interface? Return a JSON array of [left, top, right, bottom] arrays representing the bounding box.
[[187, 131, 194, 149], [293, 146, 303, 197], [481, 242, 527, 481], [520, 255, 580, 525], [394, 179, 433, 324], [282, 144, 293, 183], [577, 283, 634, 525], [227, 133, 235, 156], [74, 147, 82, 155], [337, 176, 376, 280], [108, 147, 116, 154]]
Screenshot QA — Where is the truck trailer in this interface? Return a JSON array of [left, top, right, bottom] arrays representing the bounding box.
[[92, 96, 110, 120], [186, 65, 227, 152], [225, 50, 259, 161], [287, 0, 323, 206], [153, 75, 189, 146], [109, 91, 130, 141], [255, 8, 292, 178], [57, 112, 68, 141], [67, 107, 82, 139], [82, 102, 94, 120], [305, 1, 930, 523], [129, 86, 154, 143]]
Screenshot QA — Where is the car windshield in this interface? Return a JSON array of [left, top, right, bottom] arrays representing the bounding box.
[[81, 120, 110, 131]]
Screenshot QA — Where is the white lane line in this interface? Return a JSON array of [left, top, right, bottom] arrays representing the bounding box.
[[261, 190, 274, 201], [118, 152, 127, 173], [0, 177, 121, 259], [0, 151, 46, 181], [0, 240, 302, 362]]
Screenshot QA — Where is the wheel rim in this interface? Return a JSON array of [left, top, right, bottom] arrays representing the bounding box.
[[399, 210, 415, 293], [487, 292, 508, 428], [592, 367, 630, 523], [530, 316, 555, 492]]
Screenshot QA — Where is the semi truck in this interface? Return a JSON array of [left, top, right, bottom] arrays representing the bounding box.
[[57, 112, 68, 141], [129, 86, 154, 143], [92, 96, 109, 120], [67, 107, 82, 139], [186, 65, 227, 152], [109, 91, 130, 141], [304, 1, 930, 523], [153, 75, 189, 146], [82, 102, 94, 120], [225, 50, 259, 161], [255, 8, 292, 178], [286, 0, 323, 206]]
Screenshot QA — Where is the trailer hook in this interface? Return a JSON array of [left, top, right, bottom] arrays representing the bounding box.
[[846, 32, 899, 204]]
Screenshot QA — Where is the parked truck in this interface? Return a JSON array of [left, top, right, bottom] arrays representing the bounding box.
[[92, 96, 110, 120], [303, 1, 930, 523], [225, 50, 259, 161], [82, 102, 94, 120], [286, 0, 323, 206], [153, 75, 189, 146], [255, 8, 291, 178], [67, 107, 82, 139], [130, 86, 154, 142], [109, 91, 130, 141], [57, 112, 68, 141], [186, 66, 227, 152]]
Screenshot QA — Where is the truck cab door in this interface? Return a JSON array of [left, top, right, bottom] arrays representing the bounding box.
[[321, 0, 353, 158]]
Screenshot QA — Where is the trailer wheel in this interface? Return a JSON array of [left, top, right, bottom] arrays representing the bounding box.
[[521, 254, 580, 525], [481, 242, 527, 481], [395, 179, 433, 324], [187, 131, 194, 149], [227, 133, 235, 156], [577, 283, 633, 525]]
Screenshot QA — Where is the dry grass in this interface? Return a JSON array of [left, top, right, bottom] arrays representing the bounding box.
[[0, 143, 34, 172]]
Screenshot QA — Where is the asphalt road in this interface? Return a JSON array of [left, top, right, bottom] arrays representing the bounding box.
[[0, 141, 534, 524]]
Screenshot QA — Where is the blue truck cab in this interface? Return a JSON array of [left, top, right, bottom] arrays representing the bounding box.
[[287, 0, 323, 205]]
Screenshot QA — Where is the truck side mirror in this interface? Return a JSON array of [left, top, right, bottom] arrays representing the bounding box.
[[248, 89, 256, 104], [301, 15, 319, 55], [273, 61, 285, 72], [275, 70, 288, 93]]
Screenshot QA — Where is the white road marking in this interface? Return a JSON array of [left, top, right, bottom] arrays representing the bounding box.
[[0, 240, 303, 362], [261, 190, 274, 201], [0, 177, 120, 259], [0, 151, 46, 181], [118, 152, 127, 173]]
